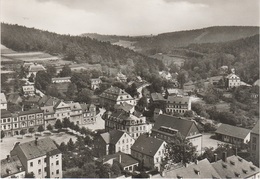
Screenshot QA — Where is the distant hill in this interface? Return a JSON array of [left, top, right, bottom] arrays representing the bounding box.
[[1, 23, 164, 78], [135, 26, 259, 54]]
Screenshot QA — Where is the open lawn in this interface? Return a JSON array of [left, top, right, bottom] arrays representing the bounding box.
[[202, 132, 228, 151], [0, 132, 77, 160]]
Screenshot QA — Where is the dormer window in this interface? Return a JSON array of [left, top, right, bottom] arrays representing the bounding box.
[[230, 160, 235, 165], [234, 172, 240, 177], [222, 163, 227, 168], [242, 169, 248, 174], [194, 169, 200, 175], [250, 166, 255, 171]]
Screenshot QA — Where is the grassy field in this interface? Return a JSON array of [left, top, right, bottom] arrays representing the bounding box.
[[150, 53, 185, 67], [112, 40, 136, 50]]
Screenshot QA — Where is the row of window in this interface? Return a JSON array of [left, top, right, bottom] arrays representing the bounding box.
[[30, 159, 59, 167], [166, 105, 188, 108], [166, 109, 187, 113]]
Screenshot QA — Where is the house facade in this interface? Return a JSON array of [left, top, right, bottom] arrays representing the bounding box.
[[250, 121, 259, 167], [225, 69, 241, 88], [10, 137, 62, 178], [165, 96, 191, 115], [151, 114, 202, 152], [1, 109, 44, 136], [215, 124, 251, 145], [27, 64, 46, 78], [99, 86, 136, 109], [94, 130, 135, 157], [51, 77, 71, 83], [22, 85, 35, 97], [0, 93, 7, 110], [131, 135, 166, 171], [103, 109, 151, 139], [90, 78, 102, 90]]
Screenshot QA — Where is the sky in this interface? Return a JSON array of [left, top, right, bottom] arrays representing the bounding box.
[[1, 0, 259, 36]]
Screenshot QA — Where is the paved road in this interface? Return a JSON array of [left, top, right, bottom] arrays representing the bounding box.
[[80, 108, 106, 131]]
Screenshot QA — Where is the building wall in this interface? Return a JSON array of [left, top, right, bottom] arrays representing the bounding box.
[[250, 133, 259, 167], [48, 154, 62, 178], [3, 171, 25, 179], [114, 134, 135, 154], [27, 156, 47, 178], [0, 103, 7, 110], [94, 137, 109, 157], [216, 133, 250, 145], [187, 135, 202, 153]]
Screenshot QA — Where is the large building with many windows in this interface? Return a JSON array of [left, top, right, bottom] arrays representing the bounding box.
[[250, 121, 259, 167], [1, 108, 44, 137], [10, 137, 62, 178], [165, 96, 191, 115], [103, 109, 152, 139], [99, 86, 135, 109]]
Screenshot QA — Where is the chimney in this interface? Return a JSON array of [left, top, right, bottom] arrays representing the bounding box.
[[214, 153, 218, 162], [118, 154, 122, 164], [35, 137, 38, 145], [235, 148, 238, 156], [222, 152, 227, 162], [6, 155, 10, 162]]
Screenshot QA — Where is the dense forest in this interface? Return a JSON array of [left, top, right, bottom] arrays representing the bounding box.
[[1, 23, 164, 75], [181, 34, 259, 84]]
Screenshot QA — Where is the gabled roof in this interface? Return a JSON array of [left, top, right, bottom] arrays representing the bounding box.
[[151, 93, 165, 101], [0, 93, 7, 103], [211, 155, 259, 178], [226, 73, 240, 79], [11, 137, 60, 160], [28, 64, 46, 72], [18, 108, 43, 116], [1, 109, 12, 118], [100, 133, 110, 144], [80, 103, 95, 112], [153, 114, 198, 138], [41, 106, 55, 115], [166, 88, 183, 95], [7, 93, 22, 104], [114, 102, 134, 113], [53, 100, 70, 109], [97, 152, 139, 168], [38, 95, 59, 107], [68, 102, 82, 111], [253, 79, 260, 86], [99, 86, 133, 101], [24, 95, 41, 103], [1, 155, 25, 178], [100, 130, 126, 145], [215, 124, 251, 139], [251, 121, 259, 135], [166, 96, 190, 104], [162, 159, 221, 179], [131, 135, 165, 157]]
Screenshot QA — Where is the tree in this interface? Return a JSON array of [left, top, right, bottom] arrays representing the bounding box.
[[59, 142, 67, 153], [46, 65, 57, 77], [183, 110, 193, 117], [164, 134, 197, 165], [98, 163, 112, 178], [82, 163, 97, 178], [177, 71, 187, 89], [66, 83, 77, 100], [20, 129, 26, 136], [199, 147, 215, 162], [75, 89, 92, 104], [125, 83, 139, 98], [25, 172, 35, 178], [47, 124, 53, 131], [29, 128, 35, 136], [37, 125, 44, 134], [111, 162, 122, 176], [62, 118, 71, 128], [55, 119, 63, 130], [74, 124, 80, 132], [46, 85, 60, 98], [67, 138, 75, 151], [35, 71, 51, 91], [1, 130, 5, 142], [28, 73, 35, 82], [59, 65, 72, 77]]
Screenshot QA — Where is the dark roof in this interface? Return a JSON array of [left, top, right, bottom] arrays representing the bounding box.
[[109, 130, 125, 145], [215, 124, 251, 139], [12, 137, 60, 160], [153, 114, 198, 138], [251, 121, 259, 135], [24, 95, 41, 103], [80, 103, 95, 112], [38, 95, 60, 107], [0, 93, 7, 103], [97, 152, 139, 168], [1, 109, 12, 118], [211, 155, 260, 178], [99, 86, 133, 101], [1, 155, 25, 178], [131, 135, 165, 157], [163, 159, 221, 178], [7, 93, 22, 104], [166, 96, 190, 104], [18, 108, 43, 116], [151, 93, 165, 102], [114, 102, 134, 113]]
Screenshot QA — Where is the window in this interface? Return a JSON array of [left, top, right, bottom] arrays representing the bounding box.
[[56, 160, 59, 165], [38, 159, 41, 164], [56, 170, 59, 174], [253, 137, 257, 143], [30, 162, 33, 167], [38, 169, 41, 174]]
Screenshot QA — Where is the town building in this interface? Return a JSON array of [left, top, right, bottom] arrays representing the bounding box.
[[38, 95, 59, 107], [94, 130, 135, 157], [114, 102, 135, 114], [1, 155, 26, 179], [27, 63, 46, 78], [10, 137, 62, 178], [151, 114, 202, 152], [116, 72, 127, 82], [22, 85, 35, 97], [211, 153, 260, 179], [23, 95, 41, 109], [225, 69, 241, 88], [154, 158, 221, 178], [80, 103, 96, 125], [250, 121, 259, 167], [96, 152, 139, 172], [159, 71, 172, 80], [131, 135, 166, 171], [215, 123, 251, 145], [1, 109, 14, 137], [51, 77, 71, 84], [165, 96, 191, 115], [52, 100, 71, 121], [165, 88, 183, 97], [103, 109, 152, 139], [90, 78, 102, 90], [67, 102, 82, 125], [1, 92, 7, 110], [99, 86, 135, 109]]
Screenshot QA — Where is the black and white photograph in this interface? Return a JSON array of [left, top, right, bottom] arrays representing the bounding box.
[[0, 0, 259, 178]]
